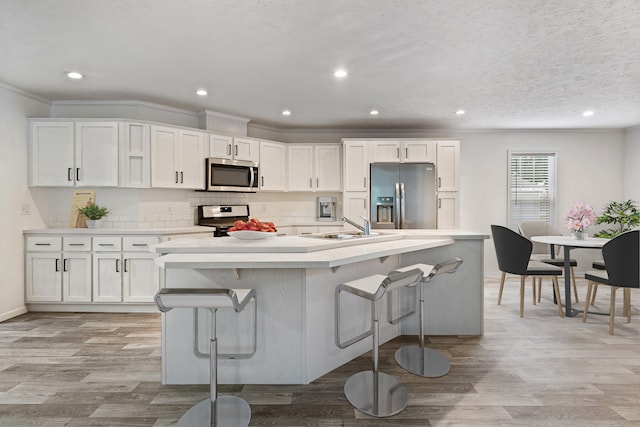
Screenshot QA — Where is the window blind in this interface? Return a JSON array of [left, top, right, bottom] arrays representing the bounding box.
[[508, 152, 556, 229]]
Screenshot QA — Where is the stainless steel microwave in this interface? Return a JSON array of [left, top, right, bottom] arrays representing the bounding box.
[[206, 158, 259, 192]]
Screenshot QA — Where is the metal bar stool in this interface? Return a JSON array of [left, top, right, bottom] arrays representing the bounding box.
[[389, 257, 463, 378], [335, 268, 423, 417], [155, 288, 256, 427]]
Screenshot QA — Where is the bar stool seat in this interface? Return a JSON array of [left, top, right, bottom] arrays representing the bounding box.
[[155, 288, 256, 427], [335, 269, 423, 418], [390, 257, 463, 378]]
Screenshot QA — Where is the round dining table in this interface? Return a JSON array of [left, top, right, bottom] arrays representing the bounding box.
[[531, 235, 609, 317]]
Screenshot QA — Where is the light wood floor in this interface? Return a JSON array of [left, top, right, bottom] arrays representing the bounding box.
[[0, 276, 639, 426]]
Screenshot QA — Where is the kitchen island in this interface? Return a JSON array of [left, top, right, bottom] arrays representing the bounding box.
[[153, 230, 487, 385]]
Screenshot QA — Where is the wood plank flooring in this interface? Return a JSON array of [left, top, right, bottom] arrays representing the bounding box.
[[0, 276, 639, 426]]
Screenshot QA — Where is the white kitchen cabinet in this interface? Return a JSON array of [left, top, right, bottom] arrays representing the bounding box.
[[232, 137, 260, 163], [342, 192, 368, 228], [436, 140, 460, 191], [437, 192, 459, 229], [123, 252, 160, 303], [25, 236, 91, 303], [211, 134, 260, 163], [342, 140, 370, 192], [29, 120, 119, 187], [26, 252, 62, 302], [288, 144, 341, 192], [259, 140, 287, 191], [150, 125, 205, 189], [120, 121, 150, 188], [372, 140, 436, 163], [93, 252, 122, 302]]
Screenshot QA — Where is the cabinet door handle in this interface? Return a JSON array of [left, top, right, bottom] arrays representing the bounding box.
[[363, 177, 367, 188], [316, 178, 319, 187], [55, 258, 60, 272], [438, 198, 442, 209], [180, 171, 184, 183], [115, 258, 120, 273], [35, 243, 51, 246], [131, 243, 147, 247], [68, 168, 72, 181], [235, 145, 238, 157], [227, 143, 232, 156], [175, 171, 179, 183], [309, 178, 312, 188], [438, 177, 442, 188], [261, 176, 264, 186], [68, 243, 84, 246], [99, 243, 114, 247], [63, 258, 68, 272], [124, 259, 128, 273], [76, 168, 80, 181], [405, 147, 408, 159], [397, 148, 400, 159]]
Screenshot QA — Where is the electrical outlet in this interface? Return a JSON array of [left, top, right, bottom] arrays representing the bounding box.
[[20, 203, 31, 215], [167, 206, 173, 214]]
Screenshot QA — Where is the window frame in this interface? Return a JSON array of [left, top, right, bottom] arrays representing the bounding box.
[[507, 150, 558, 230]]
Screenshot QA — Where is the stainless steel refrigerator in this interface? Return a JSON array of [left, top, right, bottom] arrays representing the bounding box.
[[370, 163, 437, 229]]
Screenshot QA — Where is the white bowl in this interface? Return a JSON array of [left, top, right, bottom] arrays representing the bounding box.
[[228, 230, 277, 240]]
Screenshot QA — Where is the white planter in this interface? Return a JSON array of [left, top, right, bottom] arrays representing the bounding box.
[[86, 219, 103, 228]]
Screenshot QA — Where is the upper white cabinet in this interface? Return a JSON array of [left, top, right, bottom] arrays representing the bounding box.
[[120, 122, 150, 188], [29, 120, 119, 187], [259, 140, 287, 191], [288, 144, 341, 192], [150, 125, 205, 189], [372, 140, 436, 163], [208, 134, 259, 163], [436, 140, 460, 191], [342, 140, 371, 192]]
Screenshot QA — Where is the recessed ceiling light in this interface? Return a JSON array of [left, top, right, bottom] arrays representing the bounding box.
[[196, 89, 208, 96], [66, 71, 83, 80], [282, 110, 291, 116], [455, 110, 465, 115], [370, 110, 379, 116], [334, 69, 348, 78], [582, 110, 594, 117]]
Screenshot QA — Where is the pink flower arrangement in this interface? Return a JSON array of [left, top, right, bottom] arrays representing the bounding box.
[[564, 202, 597, 232]]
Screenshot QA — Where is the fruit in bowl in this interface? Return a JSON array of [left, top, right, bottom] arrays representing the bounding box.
[[227, 218, 277, 233]]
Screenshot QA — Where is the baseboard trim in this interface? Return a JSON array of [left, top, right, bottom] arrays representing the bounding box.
[[0, 306, 28, 322]]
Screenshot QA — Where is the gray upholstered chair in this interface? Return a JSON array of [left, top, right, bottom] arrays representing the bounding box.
[[518, 221, 579, 304], [491, 225, 564, 318], [583, 230, 638, 335]]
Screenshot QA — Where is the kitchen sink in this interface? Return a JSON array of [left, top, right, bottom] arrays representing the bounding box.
[[300, 231, 380, 240]]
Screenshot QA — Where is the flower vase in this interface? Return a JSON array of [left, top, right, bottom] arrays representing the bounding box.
[[572, 230, 586, 240]]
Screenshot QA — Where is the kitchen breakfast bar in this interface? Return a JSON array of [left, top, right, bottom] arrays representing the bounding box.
[[152, 230, 487, 385]]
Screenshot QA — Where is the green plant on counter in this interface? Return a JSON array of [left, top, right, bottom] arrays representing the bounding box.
[[593, 199, 640, 238], [77, 203, 110, 220]]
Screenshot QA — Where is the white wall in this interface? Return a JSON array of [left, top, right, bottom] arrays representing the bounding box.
[[0, 83, 50, 321], [623, 125, 640, 201]]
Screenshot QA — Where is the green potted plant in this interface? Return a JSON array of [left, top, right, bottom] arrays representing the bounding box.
[[78, 203, 110, 228], [593, 199, 640, 238]]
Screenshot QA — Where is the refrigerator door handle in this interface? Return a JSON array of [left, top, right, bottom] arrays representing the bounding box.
[[400, 182, 406, 229], [394, 182, 401, 229]]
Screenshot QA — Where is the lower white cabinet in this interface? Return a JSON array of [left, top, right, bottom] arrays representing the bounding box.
[[25, 234, 161, 308], [437, 192, 460, 229]]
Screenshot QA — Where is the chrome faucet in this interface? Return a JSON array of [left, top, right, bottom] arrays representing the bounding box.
[[340, 216, 371, 235]]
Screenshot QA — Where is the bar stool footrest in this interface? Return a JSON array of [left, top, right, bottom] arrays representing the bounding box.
[[394, 344, 450, 378], [343, 370, 408, 417], [176, 396, 251, 427]]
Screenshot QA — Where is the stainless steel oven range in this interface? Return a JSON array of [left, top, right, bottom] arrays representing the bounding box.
[[197, 204, 250, 237]]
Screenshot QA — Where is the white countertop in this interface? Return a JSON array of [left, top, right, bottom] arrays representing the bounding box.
[[155, 237, 455, 269], [23, 226, 214, 235]]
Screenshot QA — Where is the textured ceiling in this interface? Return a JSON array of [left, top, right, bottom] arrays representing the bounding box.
[[2, 0, 640, 130]]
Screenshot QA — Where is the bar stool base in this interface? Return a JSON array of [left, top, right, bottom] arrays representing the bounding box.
[[395, 344, 450, 378], [344, 371, 408, 417], [176, 396, 251, 427]]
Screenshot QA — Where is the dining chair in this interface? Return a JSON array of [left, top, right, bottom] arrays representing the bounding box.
[[588, 259, 606, 305], [518, 221, 579, 304], [583, 230, 638, 334], [491, 225, 564, 318]]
